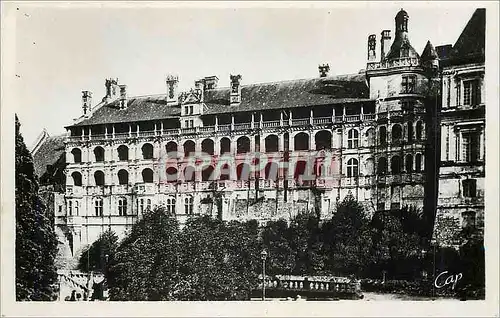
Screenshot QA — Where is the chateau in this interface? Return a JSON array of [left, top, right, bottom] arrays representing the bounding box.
[[31, 9, 485, 258]]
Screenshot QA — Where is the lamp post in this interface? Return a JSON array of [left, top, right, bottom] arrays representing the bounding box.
[[261, 249, 268, 301]]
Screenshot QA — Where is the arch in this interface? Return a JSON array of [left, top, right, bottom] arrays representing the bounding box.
[[220, 164, 231, 180], [391, 155, 402, 174], [407, 122, 414, 142], [347, 129, 359, 149], [201, 139, 215, 155], [183, 140, 195, 157], [94, 146, 105, 162], [265, 135, 279, 153], [365, 157, 375, 175], [184, 166, 196, 182], [293, 160, 307, 180], [365, 128, 376, 147], [379, 126, 387, 145], [165, 141, 178, 157], [141, 143, 153, 159], [94, 170, 105, 186], [265, 162, 279, 180], [118, 169, 129, 185], [346, 158, 359, 177], [71, 148, 82, 163], [405, 154, 413, 172], [294, 132, 309, 151], [416, 121, 423, 140], [71, 172, 82, 186], [220, 137, 231, 155], [202, 166, 215, 181], [117, 145, 129, 161], [315, 130, 332, 150], [392, 124, 402, 142], [377, 157, 388, 174], [415, 153, 423, 172], [165, 167, 178, 183], [236, 136, 251, 154], [142, 168, 154, 183], [236, 163, 251, 180]]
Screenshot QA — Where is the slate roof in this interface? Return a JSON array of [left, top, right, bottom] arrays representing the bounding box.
[[442, 8, 485, 66], [68, 73, 371, 127], [421, 41, 438, 61], [32, 133, 66, 178]]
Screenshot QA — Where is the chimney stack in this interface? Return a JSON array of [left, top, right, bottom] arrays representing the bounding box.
[[318, 64, 330, 77], [104, 78, 119, 103], [204, 76, 219, 90], [119, 85, 127, 109], [380, 30, 391, 61], [230, 74, 242, 106], [82, 91, 92, 116], [194, 79, 204, 102], [166, 74, 179, 105], [367, 34, 376, 61]]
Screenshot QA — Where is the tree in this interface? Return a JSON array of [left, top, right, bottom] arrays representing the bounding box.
[[261, 219, 295, 275], [107, 206, 182, 301], [78, 229, 118, 275], [176, 216, 260, 300], [321, 194, 372, 276], [15, 115, 59, 300]]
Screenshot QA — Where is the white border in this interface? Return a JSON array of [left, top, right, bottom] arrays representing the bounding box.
[[1, 1, 499, 317]]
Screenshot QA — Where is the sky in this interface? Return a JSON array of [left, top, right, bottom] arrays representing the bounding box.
[[8, 1, 479, 147]]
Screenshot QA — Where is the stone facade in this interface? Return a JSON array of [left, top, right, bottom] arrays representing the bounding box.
[[32, 8, 485, 255]]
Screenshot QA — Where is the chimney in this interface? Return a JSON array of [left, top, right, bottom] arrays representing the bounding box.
[[318, 64, 330, 77], [230, 74, 242, 105], [166, 74, 179, 105], [380, 30, 391, 61], [119, 85, 127, 109], [104, 78, 119, 103], [367, 34, 376, 61], [194, 79, 204, 102], [82, 91, 92, 116], [204, 76, 219, 90]]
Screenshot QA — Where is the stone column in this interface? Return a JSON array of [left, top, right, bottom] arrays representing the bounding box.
[[251, 113, 255, 129]]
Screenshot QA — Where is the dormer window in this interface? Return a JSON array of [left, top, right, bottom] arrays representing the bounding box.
[[401, 48, 409, 57]]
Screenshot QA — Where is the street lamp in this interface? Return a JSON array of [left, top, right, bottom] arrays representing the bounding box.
[[261, 249, 268, 301]]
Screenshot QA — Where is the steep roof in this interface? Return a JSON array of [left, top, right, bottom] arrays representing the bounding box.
[[68, 73, 370, 127], [449, 8, 485, 59], [32, 133, 66, 178], [421, 41, 438, 61]]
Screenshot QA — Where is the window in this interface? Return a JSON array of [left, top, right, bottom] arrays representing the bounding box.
[[94, 170, 105, 186], [220, 138, 231, 155], [391, 156, 402, 174], [405, 154, 413, 173], [94, 198, 103, 216], [347, 129, 359, 148], [118, 169, 129, 185], [94, 147, 105, 162], [462, 131, 480, 162], [377, 202, 385, 211], [377, 157, 388, 174], [407, 122, 414, 142], [462, 211, 476, 229], [416, 121, 423, 140], [379, 126, 387, 145], [237, 136, 251, 154], [294, 133, 309, 151], [72, 200, 79, 216], [71, 172, 82, 186], [401, 48, 409, 58], [189, 106, 194, 115], [462, 179, 477, 198], [166, 197, 176, 214], [68, 201, 73, 216], [463, 80, 481, 106], [415, 153, 422, 172], [117, 145, 129, 161], [402, 75, 416, 94], [142, 168, 154, 183], [185, 196, 194, 215], [139, 198, 144, 214], [346, 158, 359, 177], [146, 199, 152, 211], [71, 148, 82, 163], [118, 198, 127, 216], [392, 124, 402, 142], [391, 202, 401, 210], [142, 143, 153, 159]]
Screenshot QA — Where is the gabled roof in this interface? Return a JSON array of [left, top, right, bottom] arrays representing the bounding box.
[[68, 73, 371, 127], [421, 41, 438, 61], [32, 132, 66, 178]]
